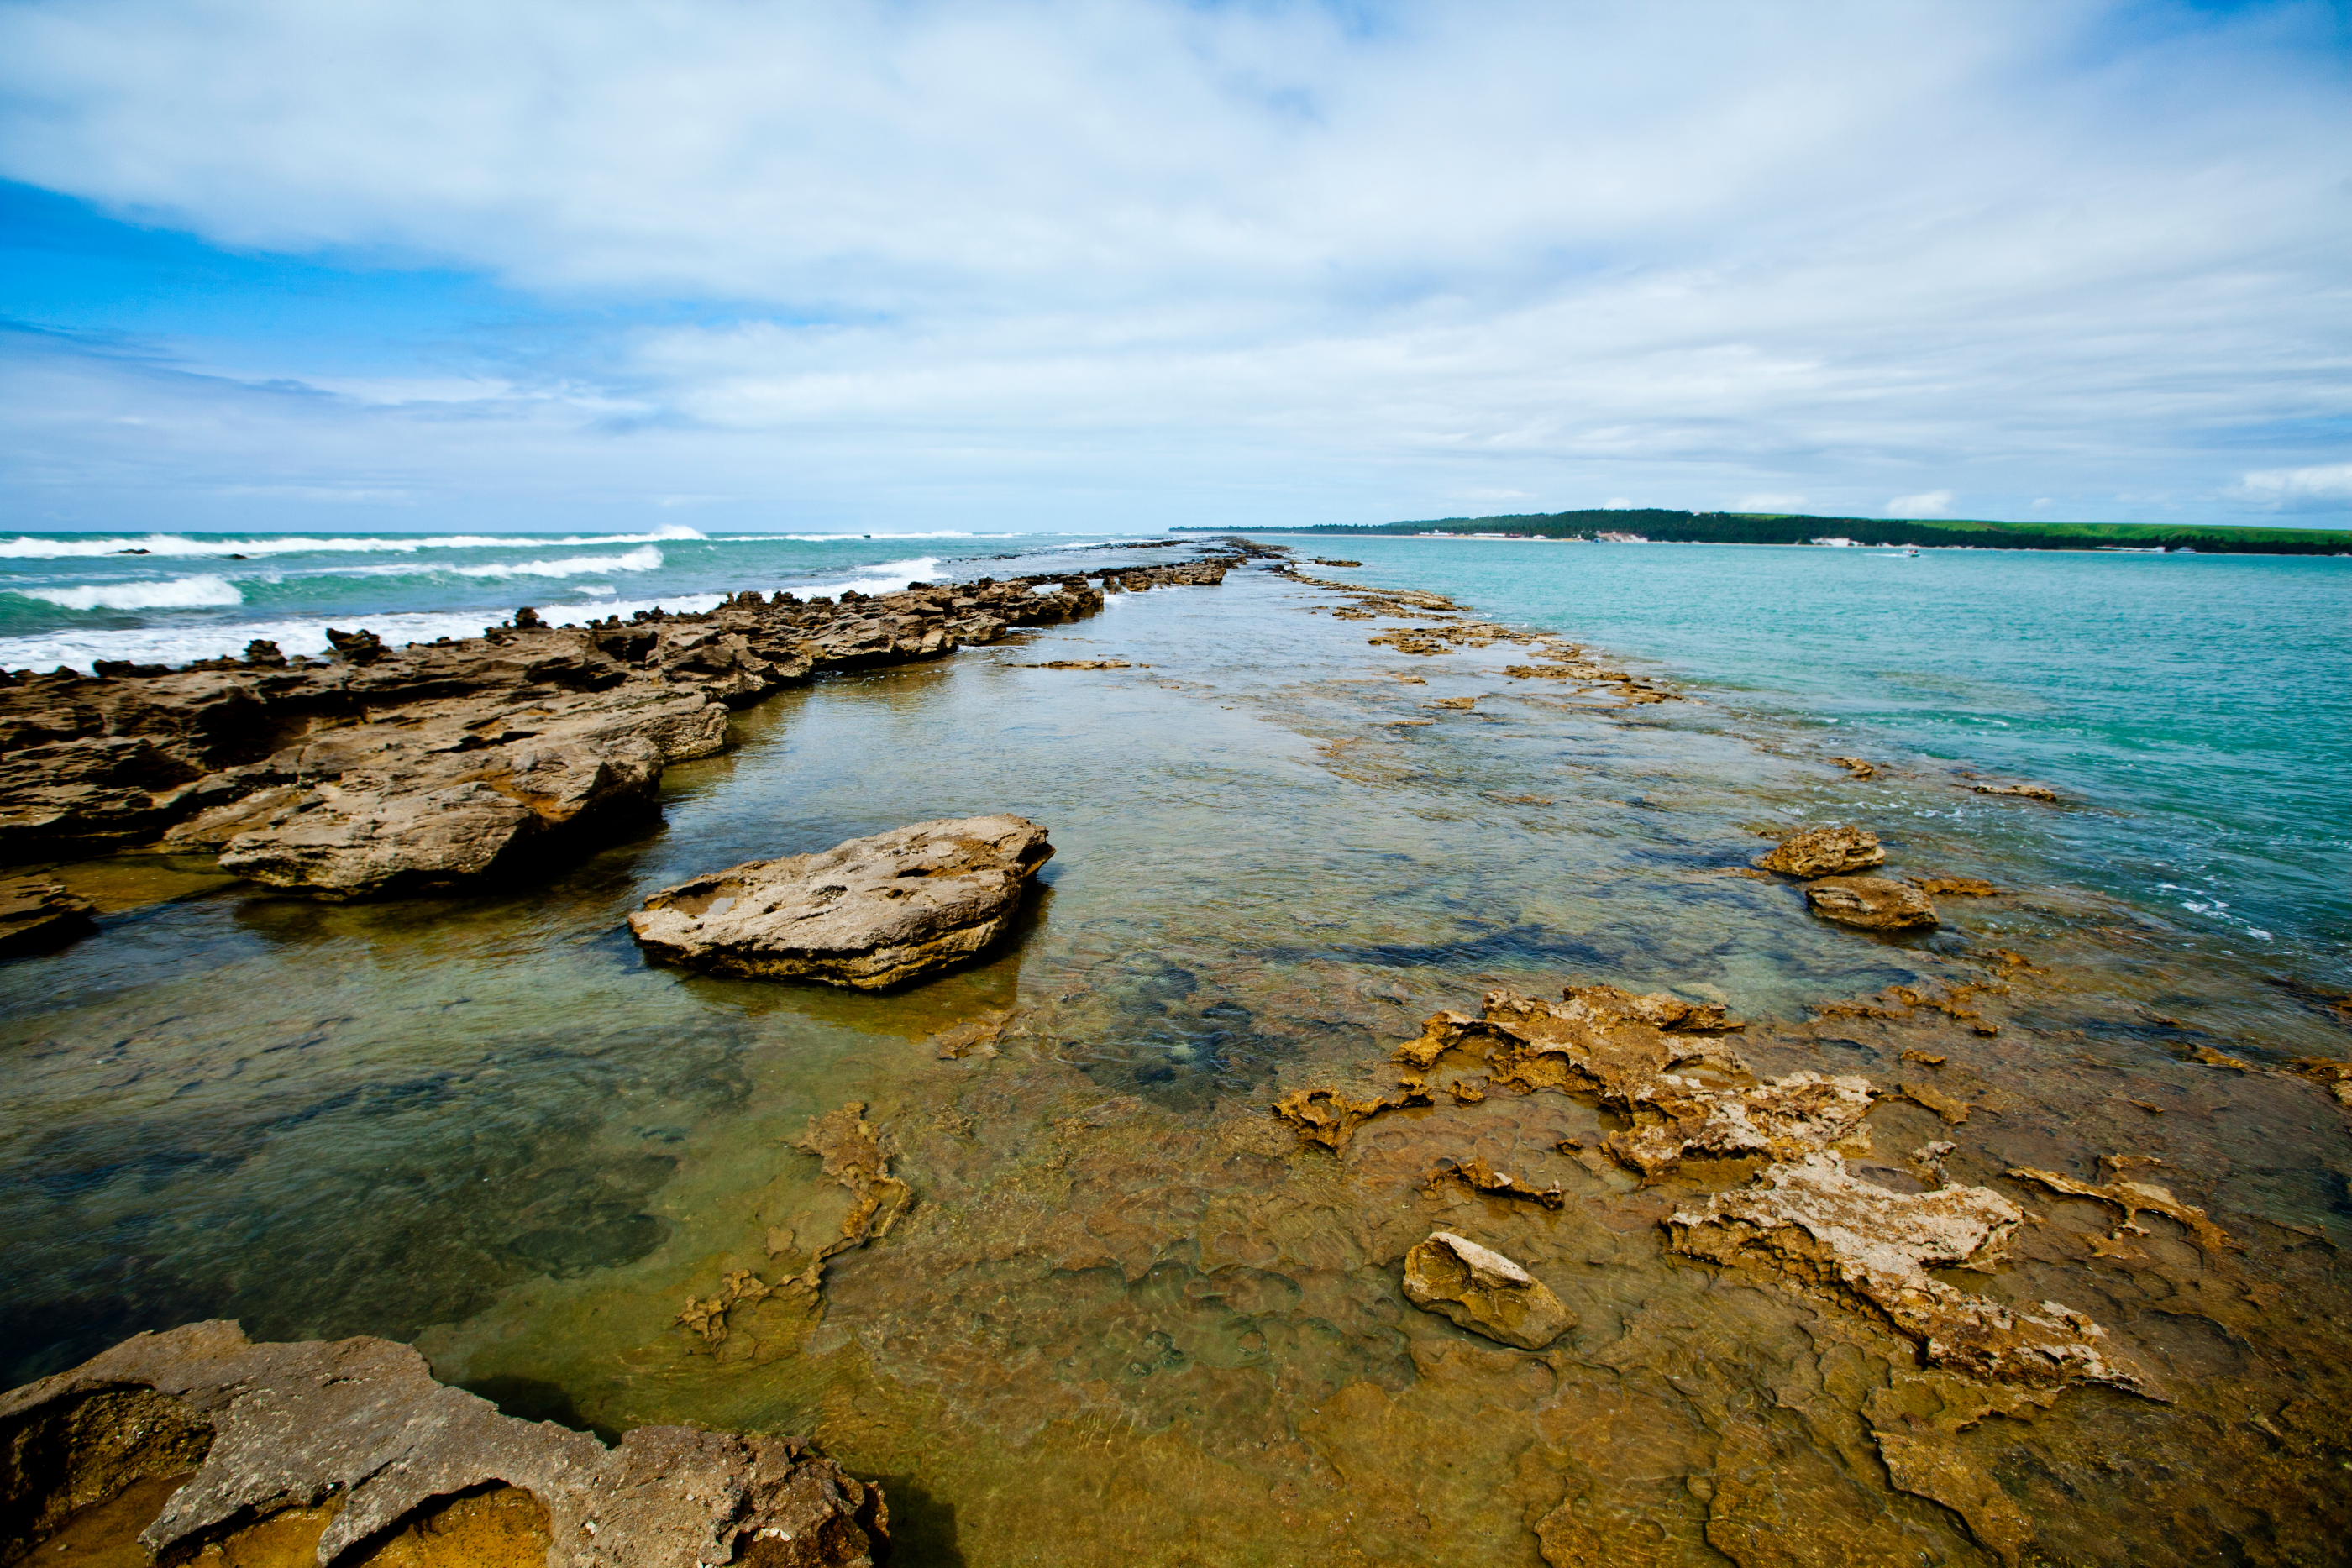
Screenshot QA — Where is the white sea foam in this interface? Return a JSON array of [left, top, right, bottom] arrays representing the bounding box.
[[446, 547, 664, 579], [8, 574, 244, 611], [0, 527, 707, 559], [0, 593, 731, 672], [796, 557, 942, 597], [0, 552, 960, 671]]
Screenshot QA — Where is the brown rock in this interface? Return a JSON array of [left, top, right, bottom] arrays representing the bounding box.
[[1401, 1232, 1575, 1350], [1805, 875, 1940, 931], [1667, 1154, 2145, 1391], [1755, 824, 1887, 878], [1828, 755, 1879, 780], [629, 815, 1053, 989], [0, 878, 94, 956], [0, 1320, 886, 1566], [1918, 875, 2001, 896]]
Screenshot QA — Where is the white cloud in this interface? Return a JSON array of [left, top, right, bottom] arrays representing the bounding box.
[[1887, 490, 1957, 518], [0, 1, 2346, 529], [2237, 463, 2352, 509], [1735, 493, 1809, 512]]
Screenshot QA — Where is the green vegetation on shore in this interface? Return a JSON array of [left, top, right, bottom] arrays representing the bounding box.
[[1183, 508, 2350, 554]]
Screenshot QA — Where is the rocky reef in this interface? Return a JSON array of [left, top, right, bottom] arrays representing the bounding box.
[[0, 556, 1231, 907], [631, 815, 1053, 989], [0, 1320, 885, 1566]]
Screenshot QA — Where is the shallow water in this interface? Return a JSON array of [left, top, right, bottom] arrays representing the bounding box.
[[3, 543, 2348, 1565]]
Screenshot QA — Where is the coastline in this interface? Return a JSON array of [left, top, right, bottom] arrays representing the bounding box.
[[2, 536, 2347, 1567]]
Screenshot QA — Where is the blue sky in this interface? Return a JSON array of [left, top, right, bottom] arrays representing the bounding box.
[[1, 0, 2347, 534]]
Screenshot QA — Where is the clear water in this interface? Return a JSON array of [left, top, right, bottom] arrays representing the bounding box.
[[2, 533, 2346, 1566], [1295, 535, 2352, 968]]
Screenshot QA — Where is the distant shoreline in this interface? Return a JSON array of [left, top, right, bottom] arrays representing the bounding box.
[[1177, 507, 2351, 556]]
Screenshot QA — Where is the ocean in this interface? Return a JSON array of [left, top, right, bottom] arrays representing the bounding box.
[[3, 525, 2348, 1565]]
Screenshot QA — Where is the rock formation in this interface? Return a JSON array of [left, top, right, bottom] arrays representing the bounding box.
[[1667, 1155, 2145, 1391], [1401, 1232, 1575, 1350], [1804, 875, 1941, 931], [1755, 824, 1886, 878], [0, 878, 93, 956], [0, 559, 1229, 905], [0, 1320, 886, 1566], [629, 815, 1053, 989]]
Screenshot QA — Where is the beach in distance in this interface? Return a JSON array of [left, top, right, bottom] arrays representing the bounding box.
[[2, 526, 2348, 1567]]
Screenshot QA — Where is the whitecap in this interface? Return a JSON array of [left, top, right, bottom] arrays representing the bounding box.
[[447, 547, 664, 579], [8, 574, 244, 611]]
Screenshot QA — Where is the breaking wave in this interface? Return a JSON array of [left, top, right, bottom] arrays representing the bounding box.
[[8, 574, 244, 611]]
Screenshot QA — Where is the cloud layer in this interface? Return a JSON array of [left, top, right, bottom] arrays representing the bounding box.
[[0, 0, 2345, 531]]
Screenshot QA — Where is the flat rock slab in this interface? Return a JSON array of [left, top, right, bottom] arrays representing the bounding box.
[[1401, 1231, 1575, 1350], [0, 878, 94, 956], [630, 815, 1053, 989], [0, 1320, 885, 1566], [1807, 875, 1940, 931]]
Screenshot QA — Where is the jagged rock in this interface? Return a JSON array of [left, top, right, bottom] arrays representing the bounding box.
[[630, 815, 1053, 989], [1270, 1080, 1435, 1151], [1606, 1068, 1877, 1177], [1805, 875, 1940, 931], [1828, 755, 1879, 779], [0, 878, 94, 956], [0, 1320, 886, 1566], [1401, 1232, 1575, 1350], [1756, 825, 1886, 878], [1917, 875, 2000, 896], [1667, 1155, 2145, 1391]]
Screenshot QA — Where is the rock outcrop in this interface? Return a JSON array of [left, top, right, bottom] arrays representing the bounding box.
[[1401, 1232, 1575, 1350], [0, 1320, 886, 1566], [0, 559, 1229, 904], [1755, 824, 1886, 878], [0, 878, 93, 956], [630, 815, 1053, 989], [1805, 875, 1940, 931]]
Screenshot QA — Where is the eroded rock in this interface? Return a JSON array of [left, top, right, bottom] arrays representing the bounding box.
[[1401, 1232, 1574, 1350], [1804, 875, 1940, 931], [1755, 825, 1886, 878], [1667, 1155, 2145, 1391], [0, 1320, 886, 1566], [629, 815, 1053, 989]]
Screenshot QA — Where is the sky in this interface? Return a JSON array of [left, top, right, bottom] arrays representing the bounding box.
[[0, 0, 2347, 535]]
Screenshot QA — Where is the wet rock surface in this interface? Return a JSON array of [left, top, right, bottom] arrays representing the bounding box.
[[0, 1320, 885, 1566], [1401, 1232, 1574, 1350], [0, 558, 1230, 901], [629, 815, 1053, 989], [1804, 874, 1940, 931]]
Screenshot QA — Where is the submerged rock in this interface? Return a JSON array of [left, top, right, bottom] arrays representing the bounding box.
[[1805, 875, 1940, 931], [1756, 824, 1887, 878], [0, 1320, 887, 1566], [0, 878, 94, 956], [629, 815, 1053, 989], [1401, 1231, 1575, 1350]]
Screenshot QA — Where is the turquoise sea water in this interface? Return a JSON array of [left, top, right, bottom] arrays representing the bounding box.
[[1271, 534, 2352, 975]]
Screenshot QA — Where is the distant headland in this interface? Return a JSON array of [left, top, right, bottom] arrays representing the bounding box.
[[1179, 507, 2350, 554]]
